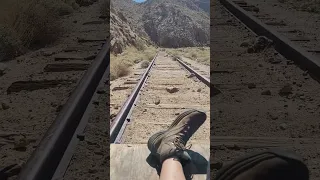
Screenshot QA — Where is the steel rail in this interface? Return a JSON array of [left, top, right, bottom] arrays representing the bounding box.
[[176, 58, 210, 86], [18, 40, 110, 180], [110, 53, 158, 143], [219, 0, 320, 79], [176, 58, 221, 97], [52, 69, 110, 179], [175, 58, 221, 97]]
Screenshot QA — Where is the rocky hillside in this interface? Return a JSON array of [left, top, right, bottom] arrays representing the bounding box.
[[112, 0, 210, 48], [110, 4, 143, 54], [193, 0, 210, 14]]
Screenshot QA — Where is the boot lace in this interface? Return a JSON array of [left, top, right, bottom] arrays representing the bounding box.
[[173, 136, 194, 180], [173, 136, 192, 152]]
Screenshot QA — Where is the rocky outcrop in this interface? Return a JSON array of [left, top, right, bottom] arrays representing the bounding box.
[[193, 0, 210, 14], [111, 0, 148, 39], [143, 1, 209, 47], [110, 8, 139, 54]]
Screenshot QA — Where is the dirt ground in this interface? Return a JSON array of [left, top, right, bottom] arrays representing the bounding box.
[[109, 62, 150, 125], [0, 1, 107, 179], [244, 0, 320, 59], [211, 1, 320, 179], [63, 73, 109, 180]]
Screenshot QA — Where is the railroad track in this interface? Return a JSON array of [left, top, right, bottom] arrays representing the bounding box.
[[0, 2, 109, 179], [212, 0, 320, 179], [110, 51, 210, 180], [234, 0, 320, 60], [16, 42, 110, 180]]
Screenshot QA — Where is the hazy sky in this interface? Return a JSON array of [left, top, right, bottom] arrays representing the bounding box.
[[133, 0, 146, 2]]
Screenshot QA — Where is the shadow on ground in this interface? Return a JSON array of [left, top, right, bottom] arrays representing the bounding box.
[[146, 149, 208, 179]]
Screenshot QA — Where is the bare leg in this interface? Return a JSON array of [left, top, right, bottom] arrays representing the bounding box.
[[147, 110, 206, 180], [160, 157, 186, 180]]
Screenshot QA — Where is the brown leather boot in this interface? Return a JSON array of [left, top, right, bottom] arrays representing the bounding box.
[[216, 149, 309, 180], [147, 109, 207, 163]]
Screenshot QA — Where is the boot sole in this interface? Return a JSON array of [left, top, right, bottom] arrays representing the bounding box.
[[215, 149, 309, 180], [168, 109, 199, 129], [147, 109, 203, 154]]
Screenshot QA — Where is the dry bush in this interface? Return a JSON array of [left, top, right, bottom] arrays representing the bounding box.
[[188, 47, 210, 65], [134, 58, 142, 64], [135, 39, 146, 51], [144, 48, 156, 61], [140, 60, 149, 68], [13, 0, 75, 48], [110, 59, 130, 80], [172, 55, 180, 61], [0, 0, 79, 61], [110, 45, 157, 80], [166, 47, 210, 65], [0, 25, 25, 61], [167, 50, 179, 57], [147, 53, 155, 61]]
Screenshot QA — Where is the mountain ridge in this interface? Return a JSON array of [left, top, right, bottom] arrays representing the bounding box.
[[112, 0, 209, 48]]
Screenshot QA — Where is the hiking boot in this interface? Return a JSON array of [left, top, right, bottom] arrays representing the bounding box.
[[216, 149, 309, 180], [147, 109, 206, 163]]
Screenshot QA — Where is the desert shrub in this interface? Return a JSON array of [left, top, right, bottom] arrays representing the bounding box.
[[0, 25, 25, 61], [172, 55, 180, 61], [0, 0, 80, 60], [166, 47, 209, 65], [13, 0, 75, 48], [110, 45, 156, 80], [135, 39, 146, 51], [134, 58, 142, 64], [110, 60, 130, 80], [145, 49, 155, 61], [140, 60, 149, 68]]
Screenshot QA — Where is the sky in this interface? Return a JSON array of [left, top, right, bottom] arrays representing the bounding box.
[[132, 0, 146, 2]]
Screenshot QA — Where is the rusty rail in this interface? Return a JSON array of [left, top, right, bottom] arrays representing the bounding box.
[[219, 0, 320, 79], [110, 53, 158, 143], [176, 58, 210, 86]]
